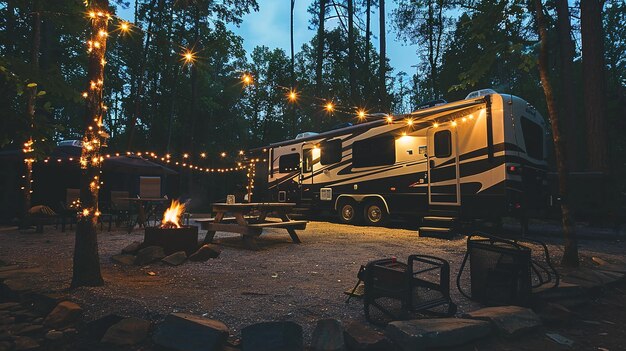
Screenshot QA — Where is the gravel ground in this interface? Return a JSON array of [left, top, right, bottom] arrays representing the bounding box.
[[0, 220, 624, 342]]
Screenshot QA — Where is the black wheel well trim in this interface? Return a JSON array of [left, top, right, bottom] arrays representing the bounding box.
[[334, 194, 390, 214]]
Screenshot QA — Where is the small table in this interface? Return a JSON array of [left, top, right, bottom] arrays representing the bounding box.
[[197, 202, 307, 249], [118, 197, 168, 232]]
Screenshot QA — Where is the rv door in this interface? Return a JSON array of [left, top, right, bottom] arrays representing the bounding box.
[[427, 126, 461, 206], [300, 145, 315, 200]]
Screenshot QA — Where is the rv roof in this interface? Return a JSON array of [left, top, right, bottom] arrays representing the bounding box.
[[250, 95, 490, 151]]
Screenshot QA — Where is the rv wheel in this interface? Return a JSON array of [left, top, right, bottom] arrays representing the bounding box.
[[338, 199, 360, 224], [363, 200, 387, 226]]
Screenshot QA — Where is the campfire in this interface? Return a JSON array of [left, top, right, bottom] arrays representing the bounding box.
[[161, 199, 185, 228], [143, 199, 199, 255]]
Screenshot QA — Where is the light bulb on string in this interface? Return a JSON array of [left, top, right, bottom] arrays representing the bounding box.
[[357, 109, 366, 121], [181, 49, 196, 65], [119, 21, 130, 33], [242, 73, 253, 85], [325, 102, 334, 113]]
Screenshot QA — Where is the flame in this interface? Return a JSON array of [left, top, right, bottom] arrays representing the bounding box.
[[161, 200, 185, 228]]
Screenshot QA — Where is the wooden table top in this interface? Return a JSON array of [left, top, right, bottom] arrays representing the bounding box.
[[211, 202, 296, 209], [117, 197, 168, 202]]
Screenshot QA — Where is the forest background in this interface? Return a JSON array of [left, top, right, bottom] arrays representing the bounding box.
[[1, 0, 624, 214]]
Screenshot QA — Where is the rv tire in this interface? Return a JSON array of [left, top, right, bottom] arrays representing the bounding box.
[[363, 200, 388, 226], [338, 199, 360, 224]]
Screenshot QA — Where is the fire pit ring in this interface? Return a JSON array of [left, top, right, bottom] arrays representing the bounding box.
[[143, 226, 199, 255]]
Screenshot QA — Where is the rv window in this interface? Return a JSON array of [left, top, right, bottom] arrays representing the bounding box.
[[320, 139, 342, 165], [434, 130, 452, 158], [279, 153, 300, 172], [521, 117, 544, 159], [353, 135, 396, 167]]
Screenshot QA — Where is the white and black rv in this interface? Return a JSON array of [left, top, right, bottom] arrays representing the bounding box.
[[249, 90, 550, 232]]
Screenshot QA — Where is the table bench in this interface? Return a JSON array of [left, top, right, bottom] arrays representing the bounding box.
[[197, 203, 307, 249]]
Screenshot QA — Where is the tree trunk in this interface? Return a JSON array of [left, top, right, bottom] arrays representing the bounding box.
[[290, 0, 296, 137], [580, 0, 609, 172], [315, 0, 326, 129], [427, 0, 436, 98], [555, 0, 579, 171], [365, 0, 371, 94], [533, 0, 579, 267], [22, 0, 41, 224], [348, 0, 356, 103], [72, 0, 109, 288], [379, 0, 387, 109]]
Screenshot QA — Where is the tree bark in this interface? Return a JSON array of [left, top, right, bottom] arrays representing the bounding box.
[[348, 0, 356, 102], [533, 0, 579, 267], [71, 0, 109, 288], [580, 0, 609, 172], [379, 0, 387, 109], [315, 0, 326, 129], [555, 0, 579, 171], [290, 0, 296, 137], [22, 0, 41, 223], [365, 0, 371, 94]]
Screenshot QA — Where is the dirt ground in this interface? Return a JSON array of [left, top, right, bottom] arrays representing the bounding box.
[[0, 220, 624, 350]]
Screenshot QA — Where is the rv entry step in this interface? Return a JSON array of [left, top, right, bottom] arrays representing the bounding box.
[[419, 216, 459, 239]]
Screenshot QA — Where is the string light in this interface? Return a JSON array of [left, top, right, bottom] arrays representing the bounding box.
[[242, 73, 253, 85], [181, 49, 196, 65], [325, 102, 334, 112], [288, 89, 297, 102], [386, 115, 393, 124], [357, 109, 366, 120], [119, 21, 130, 33], [406, 118, 414, 126]]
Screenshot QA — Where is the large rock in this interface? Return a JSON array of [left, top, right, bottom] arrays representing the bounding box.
[[13, 336, 39, 350], [385, 318, 491, 351], [134, 246, 166, 266], [162, 251, 187, 266], [0, 303, 20, 311], [112, 254, 136, 266], [1, 279, 36, 299], [241, 321, 303, 351], [101, 317, 151, 345], [311, 319, 345, 351], [343, 320, 392, 350], [188, 244, 221, 262], [22, 292, 68, 316], [121, 241, 143, 254], [79, 314, 125, 342], [464, 306, 542, 337], [153, 313, 228, 351], [44, 301, 82, 329], [538, 303, 574, 325], [45, 330, 64, 341], [13, 324, 43, 335]]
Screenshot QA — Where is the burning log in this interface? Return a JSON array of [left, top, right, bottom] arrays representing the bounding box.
[[143, 200, 198, 255]]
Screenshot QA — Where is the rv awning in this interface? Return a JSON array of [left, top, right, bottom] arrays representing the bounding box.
[[408, 97, 487, 123]]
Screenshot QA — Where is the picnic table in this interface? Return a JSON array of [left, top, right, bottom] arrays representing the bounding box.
[[196, 202, 307, 249], [118, 197, 168, 232]]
